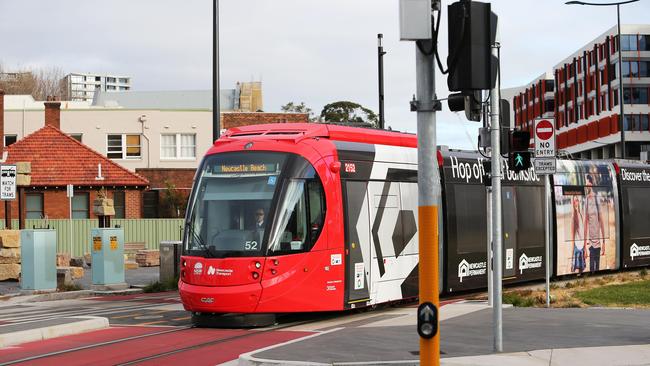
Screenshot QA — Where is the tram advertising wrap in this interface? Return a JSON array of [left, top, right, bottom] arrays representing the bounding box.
[[553, 160, 619, 276], [618, 163, 650, 268], [441, 152, 545, 293]]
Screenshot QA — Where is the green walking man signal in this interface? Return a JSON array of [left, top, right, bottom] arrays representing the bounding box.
[[508, 131, 532, 173]]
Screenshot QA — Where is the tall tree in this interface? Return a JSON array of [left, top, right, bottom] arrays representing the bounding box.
[[0, 63, 67, 100], [320, 101, 378, 127], [280, 101, 315, 121]]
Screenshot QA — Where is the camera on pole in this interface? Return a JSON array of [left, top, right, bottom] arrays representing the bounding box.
[[508, 131, 531, 172]]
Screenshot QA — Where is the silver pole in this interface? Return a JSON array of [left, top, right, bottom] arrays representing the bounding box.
[[545, 175, 551, 307], [487, 185, 493, 307], [490, 41, 503, 353], [415, 26, 442, 364]]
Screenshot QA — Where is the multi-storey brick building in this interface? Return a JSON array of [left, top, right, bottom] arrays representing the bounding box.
[[512, 25, 650, 160]]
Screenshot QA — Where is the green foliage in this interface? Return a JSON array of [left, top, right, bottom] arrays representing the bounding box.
[[502, 291, 535, 307], [281, 101, 315, 121], [143, 276, 179, 293], [575, 280, 650, 306], [58, 283, 82, 292], [640, 268, 648, 277], [320, 101, 378, 127], [162, 180, 186, 218]]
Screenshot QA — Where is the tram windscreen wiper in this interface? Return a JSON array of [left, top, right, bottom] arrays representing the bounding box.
[[185, 221, 217, 258]]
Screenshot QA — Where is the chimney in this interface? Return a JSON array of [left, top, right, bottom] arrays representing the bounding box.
[[44, 96, 61, 129], [0, 90, 4, 151]]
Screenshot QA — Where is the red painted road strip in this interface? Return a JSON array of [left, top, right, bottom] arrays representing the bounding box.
[[13, 328, 277, 366], [88, 291, 179, 302], [0, 327, 164, 363], [137, 330, 313, 366]]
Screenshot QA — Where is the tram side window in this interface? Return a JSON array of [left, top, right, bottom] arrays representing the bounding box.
[[268, 179, 325, 255], [452, 185, 487, 254], [516, 186, 545, 248], [626, 187, 650, 239]]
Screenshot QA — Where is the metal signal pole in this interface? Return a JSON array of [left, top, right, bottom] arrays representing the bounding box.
[[212, 0, 221, 142], [415, 27, 442, 366], [378, 34, 386, 129], [490, 40, 503, 353]]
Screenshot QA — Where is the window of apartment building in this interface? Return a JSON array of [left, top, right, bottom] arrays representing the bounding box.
[[106, 77, 116, 83], [4, 135, 17, 146], [160, 133, 196, 159], [68, 133, 82, 142], [26, 193, 44, 219], [119, 78, 128, 83], [72, 192, 89, 218], [624, 88, 649, 105], [106, 85, 116, 90], [107, 134, 141, 159], [119, 86, 128, 91], [113, 191, 125, 219]]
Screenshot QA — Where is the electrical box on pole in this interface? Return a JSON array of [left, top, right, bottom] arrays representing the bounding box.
[[399, 0, 432, 40], [447, 0, 498, 92]]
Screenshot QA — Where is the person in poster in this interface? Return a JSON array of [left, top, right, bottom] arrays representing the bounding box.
[[584, 174, 606, 272], [571, 195, 586, 273]]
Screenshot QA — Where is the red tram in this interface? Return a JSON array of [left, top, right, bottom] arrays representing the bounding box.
[[179, 123, 423, 319]]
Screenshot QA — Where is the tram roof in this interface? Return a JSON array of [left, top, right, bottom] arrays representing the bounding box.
[[220, 123, 417, 148]]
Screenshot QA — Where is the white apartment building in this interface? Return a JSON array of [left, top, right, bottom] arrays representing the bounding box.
[[64, 72, 131, 102]]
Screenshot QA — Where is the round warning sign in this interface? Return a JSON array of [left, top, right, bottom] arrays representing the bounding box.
[[536, 119, 554, 140]]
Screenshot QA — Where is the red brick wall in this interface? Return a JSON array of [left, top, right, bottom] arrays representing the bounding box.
[[221, 112, 309, 129], [0, 188, 143, 220], [44, 101, 61, 130], [136, 169, 195, 190], [125, 190, 141, 219]]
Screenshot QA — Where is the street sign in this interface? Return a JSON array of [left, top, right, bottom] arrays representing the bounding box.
[[67, 184, 74, 198], [534, 158, 556, 175], [0, 165, 17, 200], [417, 302, 438, 339], [534, 119, 555, 159]]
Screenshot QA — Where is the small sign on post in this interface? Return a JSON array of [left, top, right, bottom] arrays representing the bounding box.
[[0, 165, 17, 200], [534, 118, 556, 174], [66, 184, 74, 198]]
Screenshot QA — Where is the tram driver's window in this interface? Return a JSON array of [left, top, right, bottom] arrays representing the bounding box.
[[268, 180, 308, 254]]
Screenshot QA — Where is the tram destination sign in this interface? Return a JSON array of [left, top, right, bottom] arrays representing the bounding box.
[[214, 163, 277, 174]]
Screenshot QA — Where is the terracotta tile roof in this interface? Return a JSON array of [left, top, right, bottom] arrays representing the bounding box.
[[5, 125, 149, 187]]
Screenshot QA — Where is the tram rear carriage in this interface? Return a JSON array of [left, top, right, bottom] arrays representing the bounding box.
[[179, 124, 429, 315], [441, 151, 547, 293], [613, 162, 650, 269]]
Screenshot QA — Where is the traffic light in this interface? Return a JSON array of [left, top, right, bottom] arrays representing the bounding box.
[[447, 91, 482, 122], [508, 130, 531, 172], [447, 0, 498, 92]]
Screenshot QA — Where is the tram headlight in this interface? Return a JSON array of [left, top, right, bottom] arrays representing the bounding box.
[[252, 272, 259, 279], [255, 261, 261, 269]]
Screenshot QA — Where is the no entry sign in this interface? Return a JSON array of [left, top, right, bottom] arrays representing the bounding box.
[[534, 119, 555, 159]]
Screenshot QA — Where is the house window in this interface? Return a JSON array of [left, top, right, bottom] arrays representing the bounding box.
[[107, 134, 141, 159], [26, 193, 44, 219], [72, 192, 89, 219], [113, 191, 125, 219], [143, 191, 159, 218], [68, 133, 82, 142], [160, 133, 196, 159], [4, 135, 17, 146]]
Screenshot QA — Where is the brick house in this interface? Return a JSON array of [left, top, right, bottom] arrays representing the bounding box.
[[0, 91, 149, 221]]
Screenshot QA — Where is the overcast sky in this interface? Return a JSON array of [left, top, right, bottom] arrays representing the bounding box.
[[1, 0, 649, 148]]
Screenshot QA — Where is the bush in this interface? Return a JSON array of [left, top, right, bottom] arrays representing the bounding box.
[[503, 292, 535, 307], [143, 276, 179, 293], [640, 268, 648, 277], [58, 283, 82, 292]]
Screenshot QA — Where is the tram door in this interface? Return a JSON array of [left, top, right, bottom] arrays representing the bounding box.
[[502, 186, 517, 278], [344, 181, 371, 305]]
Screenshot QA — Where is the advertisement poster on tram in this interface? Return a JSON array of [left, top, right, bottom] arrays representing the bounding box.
[[553, 161, 618, 276]]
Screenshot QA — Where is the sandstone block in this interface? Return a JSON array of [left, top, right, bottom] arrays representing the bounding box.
[[70, 257, 85, 267], [0, 248, 20, 264], [84, 253, 92, 266], [125, 261, 139, 270], [57, 266, 85, 280], [0, 263, 20, 280], [16, 162, 31, 174], [0, 230, 20, 248], [135, 250, 160, 267], [56, 253, 71, 267]]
